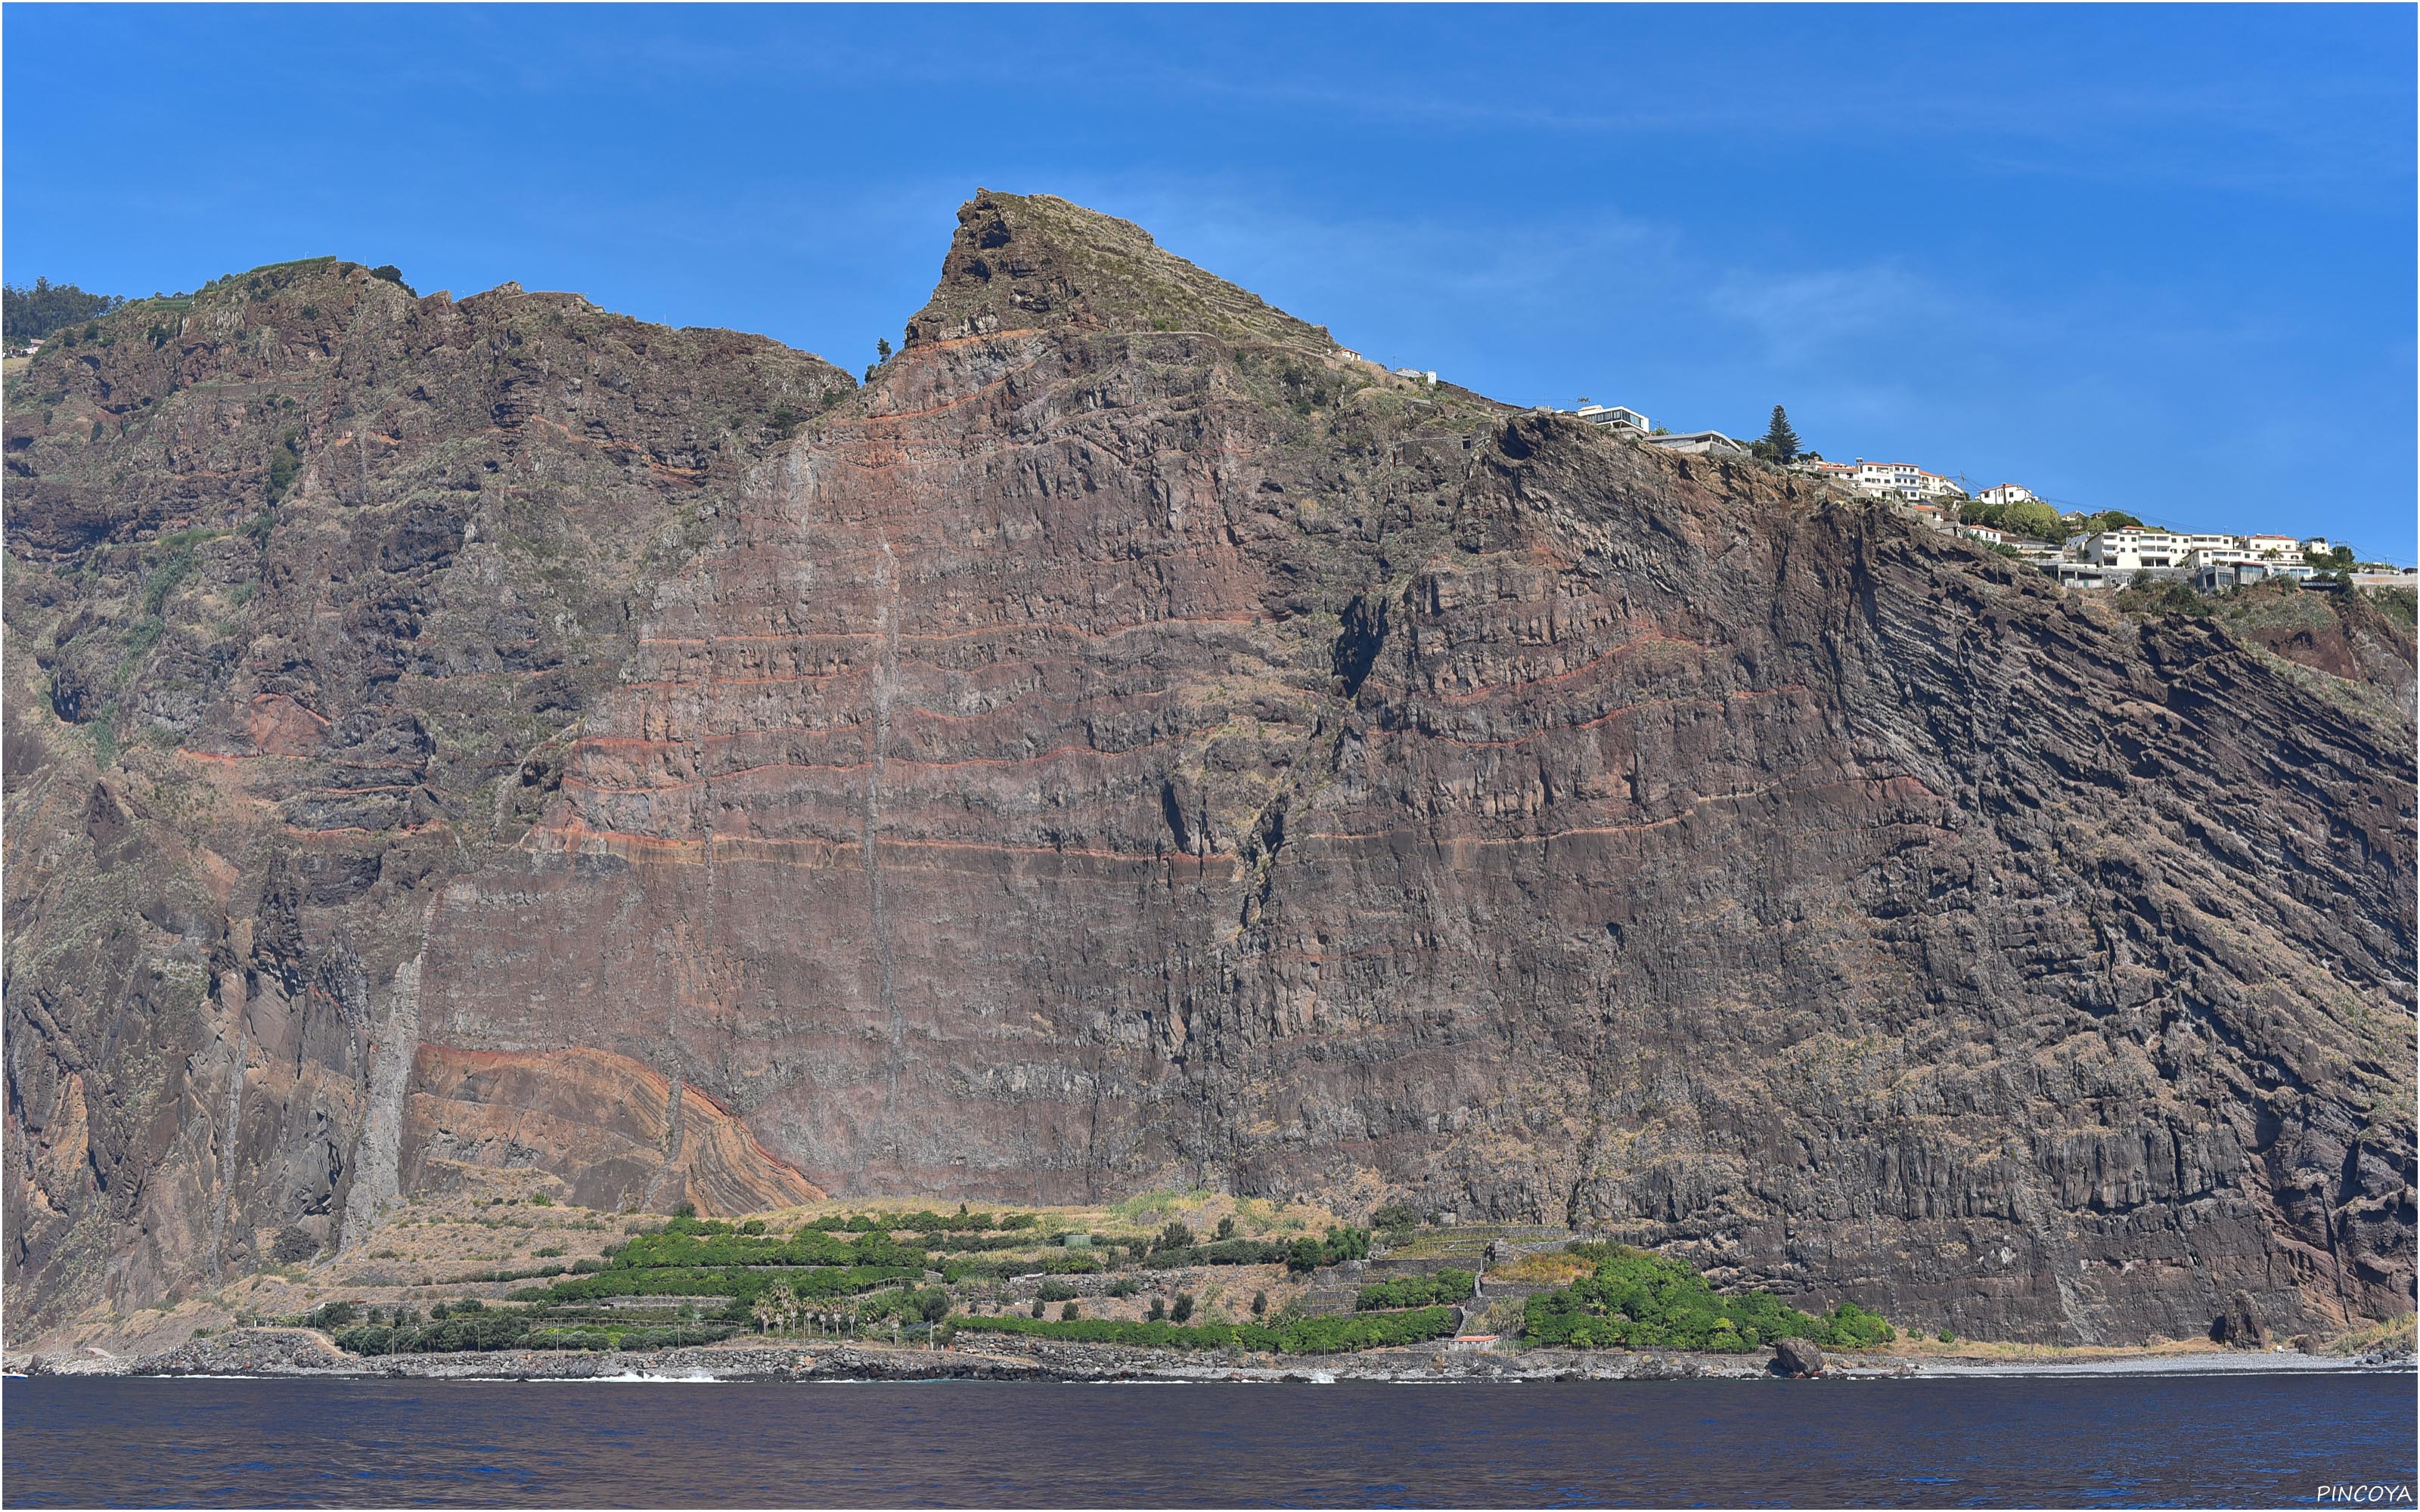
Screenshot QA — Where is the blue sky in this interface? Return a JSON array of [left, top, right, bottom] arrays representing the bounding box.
[[8, 5, 2412, 559]]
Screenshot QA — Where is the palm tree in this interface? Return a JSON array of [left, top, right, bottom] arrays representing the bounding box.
[[765, 1278, 799, 1334]]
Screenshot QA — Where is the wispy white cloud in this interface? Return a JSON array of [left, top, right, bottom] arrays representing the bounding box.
[[1702, 264, 1950, 367]]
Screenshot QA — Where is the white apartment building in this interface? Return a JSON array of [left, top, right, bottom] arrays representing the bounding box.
[[2079, 529, 2243, 572], [1976, 483, 2035, 508], [1843, 460, 1964, 504], [1854, 460, 1925, 500]]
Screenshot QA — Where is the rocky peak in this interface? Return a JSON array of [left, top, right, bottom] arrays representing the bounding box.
[[903, 189, 1333, 351]]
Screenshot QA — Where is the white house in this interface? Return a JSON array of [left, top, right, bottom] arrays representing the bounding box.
[[2238, 534, 2301, 558], [1960, 525, 2005, 545], [1646, 430, 1748, 457], [1977, 483, 2034, 508], [1568, 404, 1650, 434], [2195, 557, 2318, 593]]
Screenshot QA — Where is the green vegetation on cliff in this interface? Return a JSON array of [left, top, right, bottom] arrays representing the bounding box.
[[5, 277, 123, 347], [337, 1311, 736, 1356], [609, 1223, 924, 1270], [1521, 1245, 1894, 1352], [520, 1263, 920, 1306], [1355, 1269, 1474, 1311], [955, 1306, 1458, 1355], [1146, 1226, 1371, 1272]]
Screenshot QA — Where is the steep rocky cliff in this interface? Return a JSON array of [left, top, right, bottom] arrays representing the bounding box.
[[7, 195, 2413, 1346]]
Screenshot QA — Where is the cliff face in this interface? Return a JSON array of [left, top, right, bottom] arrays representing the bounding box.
[[7, 197, 2413, 1346]]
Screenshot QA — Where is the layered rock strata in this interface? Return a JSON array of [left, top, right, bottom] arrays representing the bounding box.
[[6, 196, 2412, 1346]]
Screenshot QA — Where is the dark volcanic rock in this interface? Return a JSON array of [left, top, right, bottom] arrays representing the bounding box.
[[2, 259, 850, 1330], [2214, 1289, 2271, 1349], [5, 196, 2415, 1348], [1770, 1338, 1826, 1377]]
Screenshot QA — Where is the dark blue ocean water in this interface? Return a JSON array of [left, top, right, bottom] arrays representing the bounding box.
[[4, 1372, 2413, 1507]]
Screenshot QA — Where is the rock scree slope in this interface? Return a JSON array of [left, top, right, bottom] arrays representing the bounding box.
[[5, 193, 2413, 1347]]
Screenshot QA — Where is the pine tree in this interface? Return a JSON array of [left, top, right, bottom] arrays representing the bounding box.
[[1760, 405, 1801, 463]]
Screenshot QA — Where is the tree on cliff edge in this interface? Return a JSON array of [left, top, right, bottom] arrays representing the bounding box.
[[5, 277, 122, 348], [1759, 405, 1801, 462]]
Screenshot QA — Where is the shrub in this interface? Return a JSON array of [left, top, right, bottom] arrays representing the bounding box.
[[1252, 1291, 1267, 1317], [1031, 1299, 1046, 1319], [1215, 1216, 1237, 1241], [265, 433, 302, 503], [1938, 1328, 1956, 1344], [1060, 1302, 1079, 1321], [304, 1301, 358, 1331], [532, 1194, 553, 1207], [1147, 1298, 1167, 1321], [1160, 1221, 1197, 1252], [1171, 1294, 1195, 1323]]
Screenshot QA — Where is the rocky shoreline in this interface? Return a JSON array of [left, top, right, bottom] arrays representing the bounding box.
[[11, 1328, 2409, 1386]]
